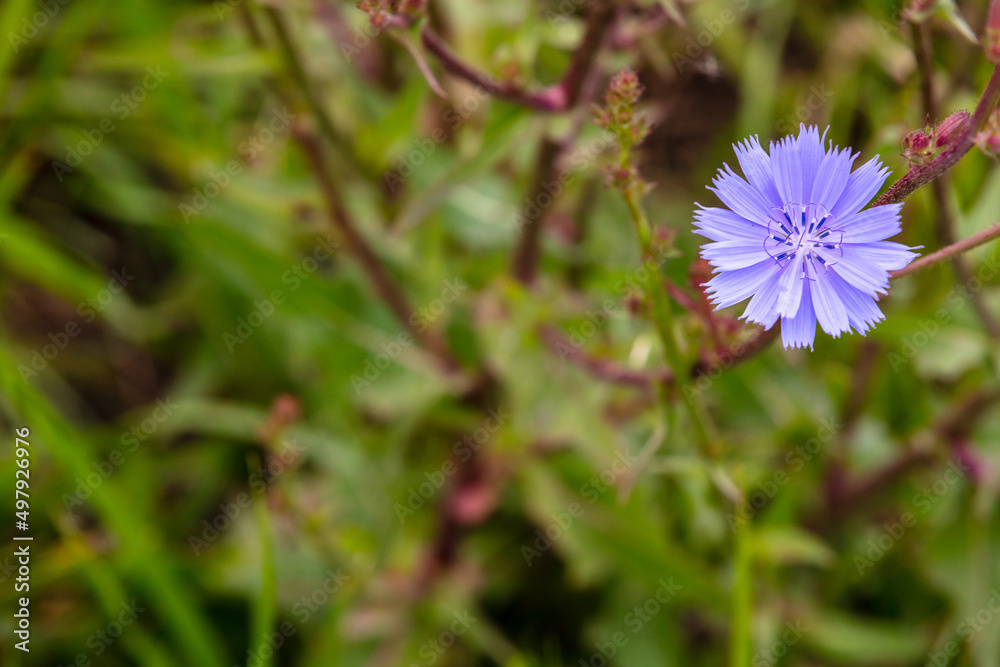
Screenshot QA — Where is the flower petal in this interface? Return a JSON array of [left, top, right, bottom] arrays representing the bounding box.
[[830, 155, 891, 218], [708, 164, 774, 223], [733, 136, 782, 209], [700, 240, 772, 270], [824, 271, 885, 334], [823, 245, 891, 295], [810, 144, 856, 210], [740, 269, 783, 328], [703, 259, 781, 309], [774, 252, 805, 318], [841, 240, 919, 271], [769, 135, 804, 204], [693, 205, 770, 242], [810, 270, 851, 336], [780, 280, 817, 350], [837, 204, 903, 243], [795, 125, 826, 198]]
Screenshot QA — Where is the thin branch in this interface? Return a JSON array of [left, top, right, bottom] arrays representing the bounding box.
[[817, 389, 1000, 525], [262, 6, 362, 173], [911, 22, 938, 121], [908, 21, 1000, 337], [557, 1, 617, 107], [540, 321, 777, 390], [418, 1, 614, 113], [873, 65, 1000, 206], [890, 220, 1000, 279], [250, 6, 461, 374], [293, 128, 460, 373], [510, 137, 564, 282], [419, 28, 566, 111], [695, 326, 779, 378], [539, 324, 673, 387], [510, 2, 618, 283]]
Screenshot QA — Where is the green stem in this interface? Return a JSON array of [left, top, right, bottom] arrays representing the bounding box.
[[730, 478, 753, 667], [623, 184, 715, 457], [250, 453, 277, 667]]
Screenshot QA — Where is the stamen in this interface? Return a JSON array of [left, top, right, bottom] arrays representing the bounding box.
[[816, 216, 828, 230], [818, 230, 830, 239], [781, 212, 793, 234]]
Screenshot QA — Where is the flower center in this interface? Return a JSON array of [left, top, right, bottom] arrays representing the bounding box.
[[763, 203, 843, 277]]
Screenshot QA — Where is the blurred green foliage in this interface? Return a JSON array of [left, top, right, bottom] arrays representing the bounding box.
[[1, 0, 1000, 665]]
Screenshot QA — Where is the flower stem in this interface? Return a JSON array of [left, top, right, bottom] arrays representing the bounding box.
[[890, 220, 1000, 280], [908, 20, 1000, 337], [730, 474, 753, 667], [874, 65, 1000, 206], [623, 182, 715, 457]]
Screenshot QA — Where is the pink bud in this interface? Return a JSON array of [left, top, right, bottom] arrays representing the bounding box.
[[902, 128, 933, 164], [976, 130, 1000, 156], [988, 0, 1000, 63], [934, 111, 970, 147], [975, 109, 1000, 157]]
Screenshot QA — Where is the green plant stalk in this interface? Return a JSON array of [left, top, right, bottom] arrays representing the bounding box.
[[250, 453, 278, 667], [730, 495, 753, 667], [58, 523, 178, 667], [621, 171, 713, 456], [0, 347, 225, 667]]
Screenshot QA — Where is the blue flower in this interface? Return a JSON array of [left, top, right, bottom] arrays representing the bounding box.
[[695, 125, 919, 350]]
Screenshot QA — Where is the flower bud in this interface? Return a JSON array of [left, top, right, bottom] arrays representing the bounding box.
[[593, 68, 652, 150], [903, 111, 971, 165], [902, 126, 934, 165], [934, 111, 970, 147], [902, 0, 935, 23], [987, 0, 1000, 64], [975, 109, 1000, 157]]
